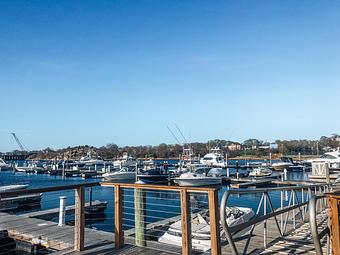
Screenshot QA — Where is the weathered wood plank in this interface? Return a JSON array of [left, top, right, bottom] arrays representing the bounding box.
[[115, 185, 124, 249], [180, 189, 192, 255], [74, 186, 85, 251], [209, 189, 221, 255]]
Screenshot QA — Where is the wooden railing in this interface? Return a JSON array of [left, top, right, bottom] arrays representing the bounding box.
[[0, 182, 99, 252], [101, 182, 221, 255], [327, 192, 340, 255], [0, 182, 220, 255]]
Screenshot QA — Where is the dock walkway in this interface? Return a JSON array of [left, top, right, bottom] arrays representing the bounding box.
[[0, 209, 329, 255], [220, 210, 329, 255]]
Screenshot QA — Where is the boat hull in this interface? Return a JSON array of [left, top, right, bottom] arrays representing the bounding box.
[[272, 163, 293, 171], [173, 177, 222, 187], [137, 175, 169, 184], [103, 172, 136, 181]]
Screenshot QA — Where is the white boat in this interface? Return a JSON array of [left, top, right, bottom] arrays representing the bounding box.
[[200, 147, 227, 167], [173, 167, 222, 187], [249, 167, 272, 177], [272, 157, 294, 171], [207, 167, 227, 177], [15, 163, 45, 173], [102, 168, 136, 181], [78, 152, 105, 165], [159, 206, 254, 252], [272, 162, 293, 171], [113, 152, 138, 168], [0, 159, 12, 171], [307, 150, 340, 168], [0, 184, 29, 192]]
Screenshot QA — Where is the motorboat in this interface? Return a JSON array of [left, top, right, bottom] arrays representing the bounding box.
[[159, 206, 254, 252], [249, 167, 272, 177], [178, 147, 200, 171], [207, 167, 227, 177], [271, 157, 294, 171], [0, 159, 12, 171], [137, 167, 169, 184], [173, 167, 222, 187], [15, 163, 44, 173], [307, 150, 340, 168], [200, 147, 227, 167], [78, 152, 105, 165], [0, 184, 41, 212], [102, 167, 136, 181], [0, 184, 29, 192], [113, 152, 138, 168]]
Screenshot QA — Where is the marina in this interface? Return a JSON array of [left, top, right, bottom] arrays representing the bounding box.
[[0, 161, 338, 254], [0, 179, 336, 255]]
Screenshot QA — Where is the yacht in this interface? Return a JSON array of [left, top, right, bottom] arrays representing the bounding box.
[[307, 150, 340, 168], [78, 152, 105, 165], [159, 206, 254, 252], [249, 167, 272, 177], [178, 147, 200, 171], [113, 152, 138, 168], [200, 147, 227, 167], [15, 163, 44, 173], [0, 159, 12, 171], [102, 167, 136, 181], [137, 167, 169, 184], [272, 157, 294, 171], [173, 167, 222, 187]]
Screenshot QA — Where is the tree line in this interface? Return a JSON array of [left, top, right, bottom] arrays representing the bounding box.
[[30, 134, 340, 160]]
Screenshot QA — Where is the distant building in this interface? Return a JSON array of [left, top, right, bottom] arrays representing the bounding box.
[[227, 143, 241, 151]]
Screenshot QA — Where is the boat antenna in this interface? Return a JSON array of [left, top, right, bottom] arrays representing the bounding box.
[[167, 126, 182, 145], [175, 124, 188, 144]]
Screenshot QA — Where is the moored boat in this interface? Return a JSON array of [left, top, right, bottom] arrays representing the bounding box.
[[173, 167, 222, 186], [249, 167, 272, 177], [272, 157, 294, 171], [0, 184, 29, 192], [159, 206, 254, 252], [102, 167, 136, 181], [200, 147, 227, 167], [0, 159, 12, 171]]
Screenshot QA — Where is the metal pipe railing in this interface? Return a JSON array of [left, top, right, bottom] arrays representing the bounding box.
[[220, 183, 332, 255], [309, 194, 330, 255]]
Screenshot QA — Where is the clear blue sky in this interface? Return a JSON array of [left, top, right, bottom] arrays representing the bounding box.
[[1, 0, 340, 151]]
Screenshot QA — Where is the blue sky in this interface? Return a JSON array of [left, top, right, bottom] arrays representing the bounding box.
[[1, 0, 340, 151]]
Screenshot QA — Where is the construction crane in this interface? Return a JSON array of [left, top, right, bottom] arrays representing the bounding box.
[[11, 132, 28, 151]]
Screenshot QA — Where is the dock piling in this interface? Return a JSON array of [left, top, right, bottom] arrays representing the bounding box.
[[58, 196, 66, 226]]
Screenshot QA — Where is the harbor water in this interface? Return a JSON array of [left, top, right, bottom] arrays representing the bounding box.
[[0, 159, 311, 233]]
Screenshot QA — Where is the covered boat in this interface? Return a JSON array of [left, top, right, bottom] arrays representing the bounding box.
[[159, 206, 254, 252]]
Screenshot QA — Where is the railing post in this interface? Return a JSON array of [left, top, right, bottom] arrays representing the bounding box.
[[329, 196, 340, 255], [309, 194, 324, 255], [208, 189, 221, 255], [135, 188, 146, 246], [180, 189, 192, 255], [74, 186, 85, 251], [263, 192, 267, 248], [280, 190, 284, 234], [292, 190, 296, 229], [115, 185, 124, 250]]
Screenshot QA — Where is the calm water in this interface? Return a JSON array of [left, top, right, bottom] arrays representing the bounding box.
[[0, 159, 311, 233]]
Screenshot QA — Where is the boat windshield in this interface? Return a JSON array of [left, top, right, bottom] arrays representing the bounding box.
[[320, 154, 338, 159]]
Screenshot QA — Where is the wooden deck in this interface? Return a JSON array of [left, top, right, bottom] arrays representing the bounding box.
[[221, 210, 329, 255], [0, 208, 329, 255]]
